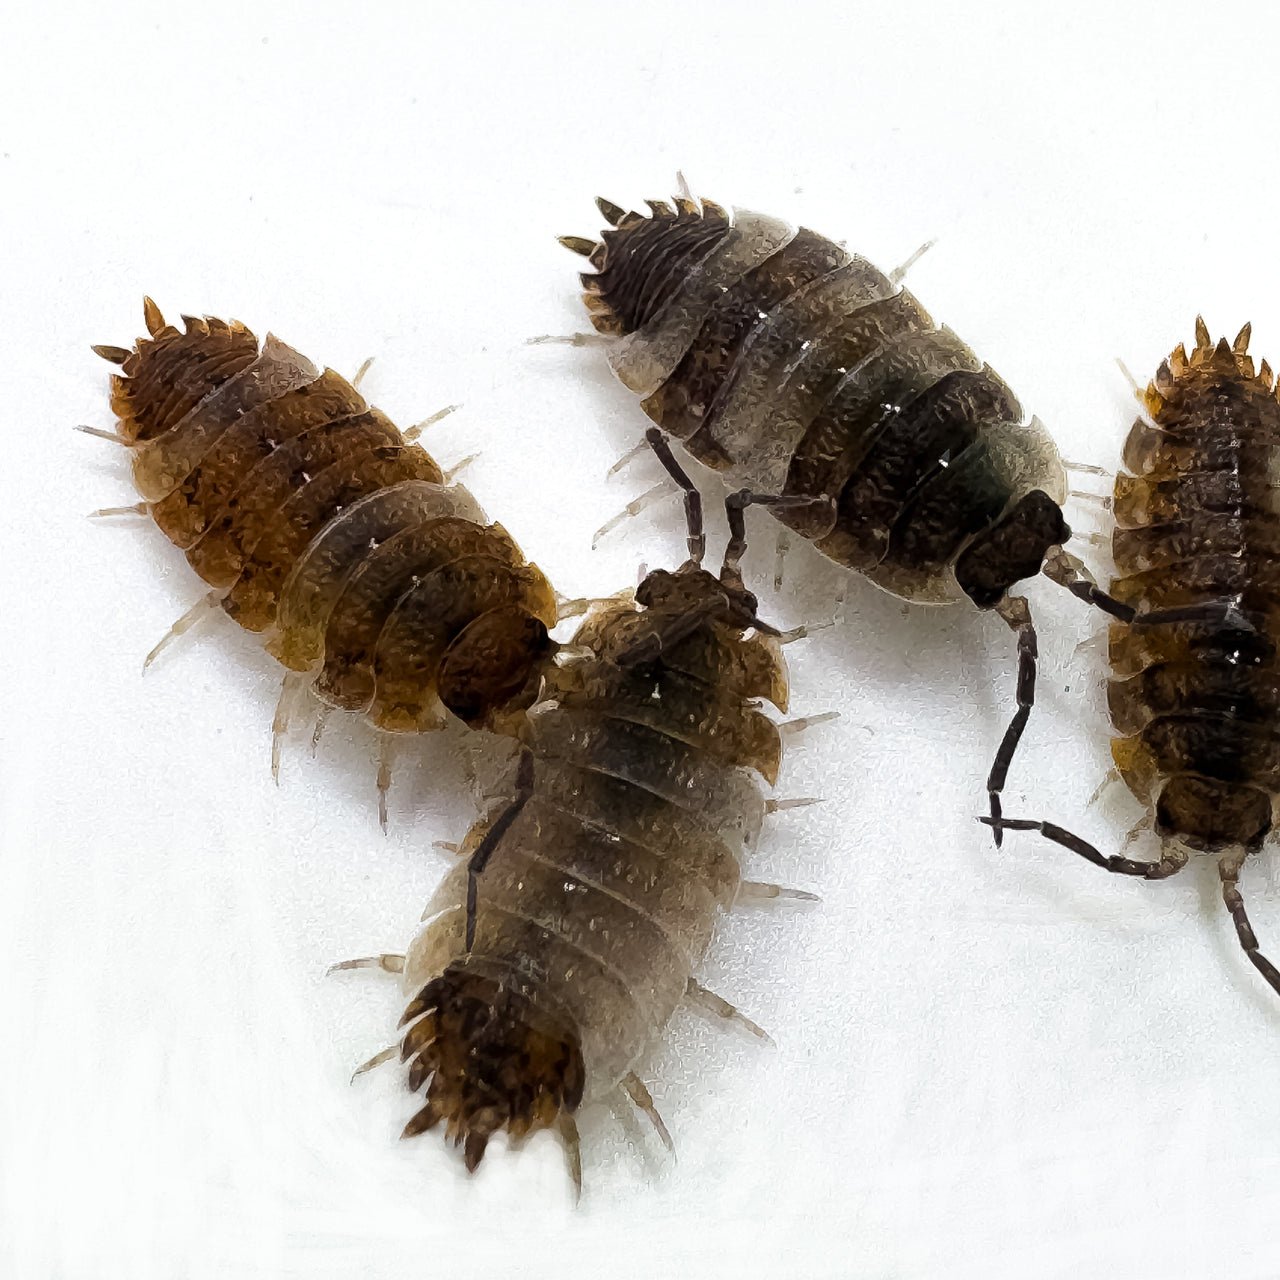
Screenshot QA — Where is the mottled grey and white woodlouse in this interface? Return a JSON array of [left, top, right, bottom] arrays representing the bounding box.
[[553, 193, 1115, 831], [84, 300, 558, 822], [993, 321, 1280, 1008], [334, 434, 819, 1185]]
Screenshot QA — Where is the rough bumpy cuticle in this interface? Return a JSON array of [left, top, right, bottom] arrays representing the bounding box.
[[573, 196, 1068, 608], [99, 300, 557, 736], [1108, 323, 1280, 851], [396, 557, 790, 1170]]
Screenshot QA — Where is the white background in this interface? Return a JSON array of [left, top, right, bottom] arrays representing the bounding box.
[[3, 2, 1280, 1277]]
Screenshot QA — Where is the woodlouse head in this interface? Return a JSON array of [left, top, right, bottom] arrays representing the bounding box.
[[397, 965, 585, 1174]]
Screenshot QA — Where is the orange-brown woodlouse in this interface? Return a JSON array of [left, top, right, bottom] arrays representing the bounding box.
[[994, 320, 1280, 1005], [333, 433, 819, 1186], [85, 300, 557, 820], [553, 193, 1122, 833]]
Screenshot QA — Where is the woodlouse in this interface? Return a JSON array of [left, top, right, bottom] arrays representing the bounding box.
[[994, 320, 1280, 1003], [334, 433, 818, 1185], [555, 193, 1101, 829], [86, 300, 557, 818]]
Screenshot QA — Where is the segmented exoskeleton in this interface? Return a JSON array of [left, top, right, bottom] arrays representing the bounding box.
[[994, 320, 1280, 1007], [86, 301, 557, 817], [556, 193, 1093, 831], [335, 434, 816, 1185]]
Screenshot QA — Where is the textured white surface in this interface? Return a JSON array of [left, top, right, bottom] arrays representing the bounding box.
[[5, 2, 1280, 1276]]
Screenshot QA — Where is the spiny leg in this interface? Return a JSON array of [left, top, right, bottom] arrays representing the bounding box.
[[402, 403, 460, 445], [556, 1112, 583, 1202], [684, 978, 773, 1044], [349, 1045, 399, 1083], [465, 749, 535, 951], [590, 480, 677, 550], [982, 815, 1189, 880], [736, 880, 820, 904], [88, 502, 148, 518], [327, 953, 406, 975], [642, 427, 705, 566], [143, 589, 225, 672], [1219, 857, 1280, 1000], [766, 796, 821, 814], [621, 1072, 674, 1155], [376, 733, 397, 833], [778, 711, 840, 737], [271, 669, 312, 785]]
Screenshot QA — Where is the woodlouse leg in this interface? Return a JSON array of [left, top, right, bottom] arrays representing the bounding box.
[[271, 670, 312, 785], [642, 427, 705, 566], [327, 953, 407, 974], [766, 796, 820, 813], [88, 502, 148, 518], [142, 589, 225, 672], [980, 815, 1188, 879], [590, 480, 677, 550], [1087, 767, 1125, 808], [465, 749, 535, 952], [984, 594, 1037, 847], [778, 711, 840, 737], [75, 423, 134, 446], [556, 1113, 583, 1203], [351, 356, 375, 390], [606, 439, 652, 477], [683, 978, 773, 1044], [888, 239, 935, 286], [401, 403, 460, 445], [621, 1072, 674, 1155], [349, 1045, 399, 1083], [310, 703, 333, 756], [526, 332, 614, 348], [737, 880, 821, 904], [1219, 858, 1280, 1000], [773, 527, 790, 590], [376, 735, 397, 833]]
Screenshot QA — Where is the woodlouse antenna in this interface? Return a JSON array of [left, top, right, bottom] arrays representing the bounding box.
[[642, 427, 705, 566]]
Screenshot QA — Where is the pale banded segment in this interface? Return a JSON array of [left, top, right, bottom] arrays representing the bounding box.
[[522, 757, 750, 864], [130, 335, 320, 501], [984, 414, 1066, 505], [408, 868, 657, 1089], [269, 478, 485, 669], [524, 707, 768, 853], [608, 208, 797, 397], [702, 257, 897, 491]]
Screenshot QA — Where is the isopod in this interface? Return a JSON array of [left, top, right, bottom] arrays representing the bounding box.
[[994, 319, 1280, 1004], [334, 432, 819, 1185], [555, 193, 1105, 828], [85, 300, 558, 818]]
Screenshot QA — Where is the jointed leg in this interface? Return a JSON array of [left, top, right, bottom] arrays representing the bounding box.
[[684, 978, 772, 1043], [621, 1071, 674, 1154], [1219, 857, 1280, 999]]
